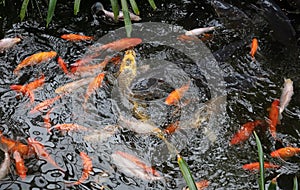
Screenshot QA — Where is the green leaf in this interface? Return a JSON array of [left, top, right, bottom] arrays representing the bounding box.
[[46, 0, 57, 27], [110, 0, 119, 21], [121, 0, 132, 37], [74, 0, 81, 15], [129, 0, 139, 15], [294, 176, 298, 190], [148, 0, 157, 10], [177, 154, 197, 190], [254, 131, 265, 190], [20, 0, 30, 21]]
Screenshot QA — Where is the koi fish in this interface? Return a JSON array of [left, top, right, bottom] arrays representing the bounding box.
[[29, 94, 62, 114], [83, 125, 118, 143], [119, 115, 158, 134], [0, 147, 10, 180], [71, 57, 110, 75], [51, 123, 88, 132], [270, 147, 300, 159], [55, 77, 93, 94], [57, 57, 70, 75], [43, 107, 55, 133], [10, 75, 45, 103], [66, 152, 93, 186], [279, 78, 294, 118], [27, 138, 63, 171], [14, 51, 57, 74], [61, 34, 94, 41], [84, 72, 105, 106], [92, 2, 141, 21], [268, 99, 280, 139], [164, 121, 180, 135], [242, 162, 280, 171], [111, 151, 162, 181], [230, 120, 262, 145], [0, 131, 34, 157], [250, 38, 258, 60], [13, 151, 27, 180], [91, 38, 142, 53], [185, 26, 216, 36], [0, 37, 21, 53], [183, 180, 210, 190], [165, 81, 190, 106]]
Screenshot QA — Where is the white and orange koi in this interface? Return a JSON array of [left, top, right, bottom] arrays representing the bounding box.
[[185, 26, 215, 36], [0, 37, 21, 53], [279, 78, 293, 118]]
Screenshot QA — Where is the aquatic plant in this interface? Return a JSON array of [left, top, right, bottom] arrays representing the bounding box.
[[19, 0, 156, 34], [254, 131, 265, 190]]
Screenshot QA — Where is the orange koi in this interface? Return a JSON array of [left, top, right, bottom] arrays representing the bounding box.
[[13, 151, 27, 180], [67, 152, 93, 186], [270, 147, 300, 159], [29, 94, 62, 114], [115, 151, 160, 177], [44, 107, 55, 133], [242, 162, 280, 171], [14, 51, 57, 74], [92, 38, 142, 52], [164, 121, 180, 135], [230, 120, 262, 145], [0, 131, 34, 157], [61, 34, 94, 41], [57, 57, 70, 75], [10, 75, 45, 103], [268, 99, 280, 139], [71, 57, 110, 75], [51, 123, 88, 132], [250, 38, 258, 59], [27, 138, 63, 171], [165, 81, 190, 106], [184, 180, 210, 190], [84, 72, 105, 105]]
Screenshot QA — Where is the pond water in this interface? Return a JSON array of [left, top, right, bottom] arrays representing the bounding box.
[[0, 0, 300, 189]]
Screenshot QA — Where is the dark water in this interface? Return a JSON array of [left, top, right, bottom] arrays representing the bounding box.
[[0, 0, 300, 189]]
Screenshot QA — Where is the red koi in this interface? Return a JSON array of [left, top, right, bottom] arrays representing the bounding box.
[[164, 121, 180, 135], [29, 94, 62, 114], [14, 51, 57, 74], [230, 120, 262, 145], [13, 151, 27, 180], [0, 131, 34, 157], [57, 57, 70, 75], [165, 81, 190, 106], [51, 123, 88, 132], [242, 162, 280, 171], [184, 180, 210, 190], [84, 72, 105, 105], [67, 152, 93, 186], [270, 147, 300, 159], [61, 34, 94, 41], [268, 99, 280, 139], [10, 75, 45, 103], [27, 138, 63, 170], [71, 57, 109, 75], [250, 38, 258, 59]]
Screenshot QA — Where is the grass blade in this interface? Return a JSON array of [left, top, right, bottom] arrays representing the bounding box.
[[177, 154, 197, 190], [46, 0, 57, 27], [148, 0, 157, 10], [20, 0, 30, 21], [110, 0, 119, 21], [254, 131, 265, 190], [294, 176, 298, 190], [129, 0, 139, 15], [74, 0, 81, 15], [121, 0, 132, 37]]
